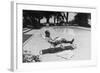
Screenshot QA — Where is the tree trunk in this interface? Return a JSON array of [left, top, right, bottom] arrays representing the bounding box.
[[47, 17, 49, 24], [66, 12, 69, 24]]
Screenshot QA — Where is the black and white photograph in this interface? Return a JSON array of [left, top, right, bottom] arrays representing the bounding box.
[[22, 9, 91, 63]]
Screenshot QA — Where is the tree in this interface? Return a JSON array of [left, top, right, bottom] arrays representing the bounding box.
[[74, 13, 91, 27]]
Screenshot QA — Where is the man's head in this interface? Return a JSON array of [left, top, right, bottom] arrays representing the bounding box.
[[45, 30, 50, 38]]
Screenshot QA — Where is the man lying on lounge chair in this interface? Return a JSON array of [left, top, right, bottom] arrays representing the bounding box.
[[41, 30, 74, 47]]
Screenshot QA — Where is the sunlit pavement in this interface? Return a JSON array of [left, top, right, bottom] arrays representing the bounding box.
[[23, 26, 91, 62]]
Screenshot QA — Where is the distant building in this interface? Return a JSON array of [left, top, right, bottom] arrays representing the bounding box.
[[68, 12, 77, 22], [40, 17, 47, 24], [49, 16, 54, 23]]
